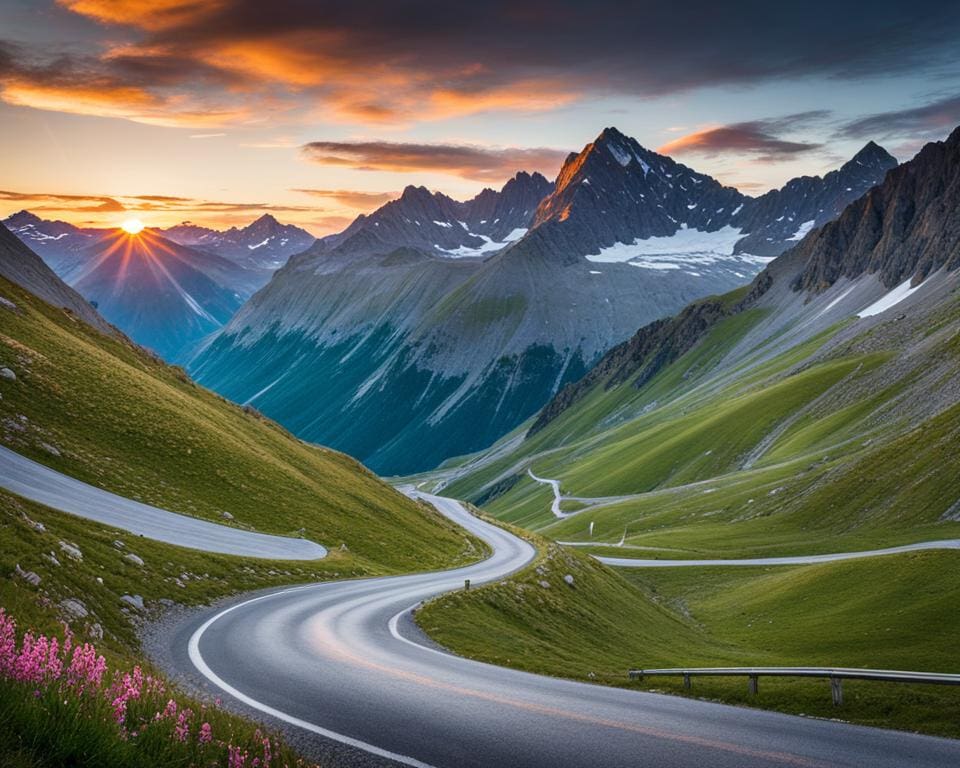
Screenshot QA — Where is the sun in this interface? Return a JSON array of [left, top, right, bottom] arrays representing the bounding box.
[[120, 218, 144, 235]]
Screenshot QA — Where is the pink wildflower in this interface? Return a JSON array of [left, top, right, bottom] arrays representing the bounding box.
[[198, 722, 212, 744], [173, 708, 192, 742], [228, 745, 248, 768], [0, 609, 17, 675]]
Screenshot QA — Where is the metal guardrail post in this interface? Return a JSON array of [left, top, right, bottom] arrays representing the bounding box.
[[831, 676, 843, 706], [748, 674, 758, 696], [683, 673, 691, 690]]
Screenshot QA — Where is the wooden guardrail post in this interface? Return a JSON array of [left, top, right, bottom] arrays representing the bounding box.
[[683, 673, 691, 690], [831, 676, 843, 706], [464, 579, 471, 591], [748, 674, 759, 696]]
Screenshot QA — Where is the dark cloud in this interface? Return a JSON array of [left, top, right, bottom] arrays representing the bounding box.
[[837, 94, 960, 141], [659, 114, 827, 161], [301, 141, 567, 181], [2, 2, 958, 126]]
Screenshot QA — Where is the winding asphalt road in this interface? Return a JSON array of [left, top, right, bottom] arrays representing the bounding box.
[[595, 539, 960, 568], [161, 491, 960, 768], [0, 445, 327, 560]]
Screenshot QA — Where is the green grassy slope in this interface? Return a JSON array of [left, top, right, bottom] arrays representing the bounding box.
[[0, 273, 479, 573], [419, 545, 960, 737]]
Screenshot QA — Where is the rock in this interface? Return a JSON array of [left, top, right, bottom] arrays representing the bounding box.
[[538, 580, 551, 589], [174, 578, 186, 589], [40, 442, 61, 457], [59, 541, 82, 560], [14, 564, 41, 586], [0, 296, 17, 311], [339, 543, 349, 552], [60, 598, 88, 620], [220, 511, 234, 520], [124, 553, 145, 567], [43, 553, 61, 567], [22, 516, 45, 532], [120, 594, 144, 611], [112, 540, 125, 549], [87, 622, 104, 640], [95, 577, 103, 585], [0, 367, 15, 381], [563, 574, 575, 587]]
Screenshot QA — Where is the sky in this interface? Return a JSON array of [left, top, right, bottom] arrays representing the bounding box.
[[1, 0, 959, 236]]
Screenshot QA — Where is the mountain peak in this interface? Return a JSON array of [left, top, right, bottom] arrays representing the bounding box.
[[250, 213, 280, 227], [4, 210, 43, 228], [849, 140, 896, 168]]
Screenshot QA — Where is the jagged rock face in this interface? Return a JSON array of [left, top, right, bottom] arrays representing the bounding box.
[[71, 230, 245, 360], [189, 130, 895, 474], [0, 222, 110, 333], [162, 214, 316, 271], [531, 127, 746, 256], [733, 141, 898, 256], [330, 171, 553, 259], [794, 127, 960, 292]]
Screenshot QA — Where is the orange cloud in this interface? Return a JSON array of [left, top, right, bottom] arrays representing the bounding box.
[[56, 0, 223, 31], [292, 189, 397, 210], [301, 140, 567, 182]]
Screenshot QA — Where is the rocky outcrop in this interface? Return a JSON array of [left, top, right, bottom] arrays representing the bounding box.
[[794, 126, 960, 292]]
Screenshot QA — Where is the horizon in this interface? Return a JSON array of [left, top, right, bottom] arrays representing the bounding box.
[[2, 1, 959, 235]]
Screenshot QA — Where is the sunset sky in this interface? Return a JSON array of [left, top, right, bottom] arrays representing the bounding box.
[[2, 0, 959, 235]]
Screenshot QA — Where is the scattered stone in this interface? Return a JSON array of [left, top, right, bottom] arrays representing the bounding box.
[[113, 540, 125, 550], [22, 516, 45, 532], [0, 297, 17, 311], [95, 577, 103, 585], [339, 543, 349, 552], [124, 553, 145, 567], [60, 598, 89, 620], [220, 511, 234, 520], [87, 622, 104, 640], [563, 574, 575, 587], [174, 578, 186, 589], [43, 553, 61, 567], [538, 580, 551, 589], [179, 572, 190, 582], [120, 594, 144, 611], [40, 442, 61, 457], [0, 367, 15, 381], [59, 541, 83, 560], [14, 564, 41, 586]]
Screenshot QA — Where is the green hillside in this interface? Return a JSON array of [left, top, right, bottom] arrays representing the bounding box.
[[0, 273, 481, 574]]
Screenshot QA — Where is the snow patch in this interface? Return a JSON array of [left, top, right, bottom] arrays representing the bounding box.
[[607, 143, 632, 166], [857, 278, 923, 318], [788, 220, 816, 241]]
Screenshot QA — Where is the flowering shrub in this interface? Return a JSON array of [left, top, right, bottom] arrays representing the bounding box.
[[0, 607, 314, 767]]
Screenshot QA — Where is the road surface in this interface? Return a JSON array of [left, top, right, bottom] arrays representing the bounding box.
[[160, 491, 960, 768], [0, 445, 327, 560], [596, 539, 960, 567]]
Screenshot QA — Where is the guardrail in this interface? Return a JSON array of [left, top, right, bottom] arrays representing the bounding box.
[[628, 667, 960, 706]]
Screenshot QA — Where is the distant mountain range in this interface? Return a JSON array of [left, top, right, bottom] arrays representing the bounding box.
[[188, 127, 896, 474], [2, 211, 315, 359], [161, 214, 315, 271]]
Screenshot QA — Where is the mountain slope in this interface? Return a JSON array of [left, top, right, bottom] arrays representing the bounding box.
[[190, 130, 894, 475], [438, 127, 960, 557], [0, 222, 109, 333], [68, 229, 247, 360]]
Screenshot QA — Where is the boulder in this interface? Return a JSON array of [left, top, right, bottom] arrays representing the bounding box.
[[59, 541, 82, 560], [124, 553, 145, 567], [120, 594, 144, 611], [60, 598, 88, 620], [14, 564, 41, 586], [0, 367, 15, 381]]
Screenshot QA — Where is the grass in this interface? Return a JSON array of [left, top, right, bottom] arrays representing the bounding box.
[[0, 273, 479, 573], [418, 543, 960, 738]]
